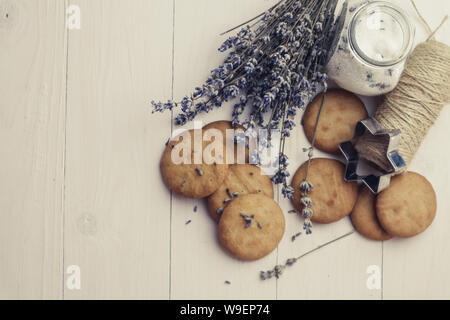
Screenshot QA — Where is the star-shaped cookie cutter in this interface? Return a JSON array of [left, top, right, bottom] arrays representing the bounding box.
[[339, 118, 407, 194]]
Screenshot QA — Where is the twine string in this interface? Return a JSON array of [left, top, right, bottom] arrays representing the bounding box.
[[427, 15, 449, 41], [410, 0, 432, 34]]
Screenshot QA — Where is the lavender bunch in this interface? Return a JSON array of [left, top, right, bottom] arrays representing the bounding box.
[[152, 0, 343, 214]]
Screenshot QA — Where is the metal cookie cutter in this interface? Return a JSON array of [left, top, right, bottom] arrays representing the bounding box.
[[339, 118, 407, 194]]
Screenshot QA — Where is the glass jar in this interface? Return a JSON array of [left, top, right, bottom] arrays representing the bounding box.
[[327, 1, 415, 96]]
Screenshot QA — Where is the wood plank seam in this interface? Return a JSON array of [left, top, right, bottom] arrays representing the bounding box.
[[169, 0, 176, 301], [62, 0, 70, 300]]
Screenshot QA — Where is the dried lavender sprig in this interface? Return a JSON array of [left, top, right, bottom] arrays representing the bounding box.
[[260, 231, 355, 280], [298, 93, 327, 235]]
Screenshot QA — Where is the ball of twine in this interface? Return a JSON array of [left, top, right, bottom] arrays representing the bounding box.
[[355, 38, 450, 172]]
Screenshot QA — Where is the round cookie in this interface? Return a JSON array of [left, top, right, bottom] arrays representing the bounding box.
[[291, 158, 358, 224], [208, 164, 274, 222], [203, 120, 249, 164], [351, 187, 393, 241], [160, 129, 229, 199], [376, 172, 436, 238], [303, 89, 368, 154], [219, 194, 285, 261]]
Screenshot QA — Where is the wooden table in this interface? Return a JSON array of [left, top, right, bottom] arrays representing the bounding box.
[[1, 0, 449, 300]]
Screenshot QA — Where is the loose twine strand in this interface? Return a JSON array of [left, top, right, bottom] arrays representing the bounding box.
[[355, 2, 450, 172]]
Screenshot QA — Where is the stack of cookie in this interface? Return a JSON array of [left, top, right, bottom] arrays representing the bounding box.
[[351, 172, 436, 241], [291, 89, 437, 241], [160, 121, 285, 261]]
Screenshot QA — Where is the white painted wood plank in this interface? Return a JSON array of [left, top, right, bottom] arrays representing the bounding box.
[[170, 0, 282, 300], [272, 0, 384, 299], [0, 0, 66, 299], [383, 114, 450, 299], [382, 0, 450, 300], [64, 0, 173, 299], [277, 0, 450, 300], [383, 109, 450, 300], [276, 95, 383, 300]]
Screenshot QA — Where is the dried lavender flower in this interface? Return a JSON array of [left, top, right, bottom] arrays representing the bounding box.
[[302, 208, 313, 218], [240, 213, 255, 228], [303, 218, 313, 235], [261, 231, 354, 280], [299, 180, 314, 193], [300, 196, 313, 207]]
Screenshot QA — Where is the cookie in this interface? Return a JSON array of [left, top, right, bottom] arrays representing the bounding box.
[[351, 187, 393, 241], [202, 120, 249, 164], [291, 158, 358, 224], [160, 129, 229, 199], [303, 89, 368, 154], [208, 164, 274, 222], [218, 194, 285, 261], [376, 172, 436, 238]]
